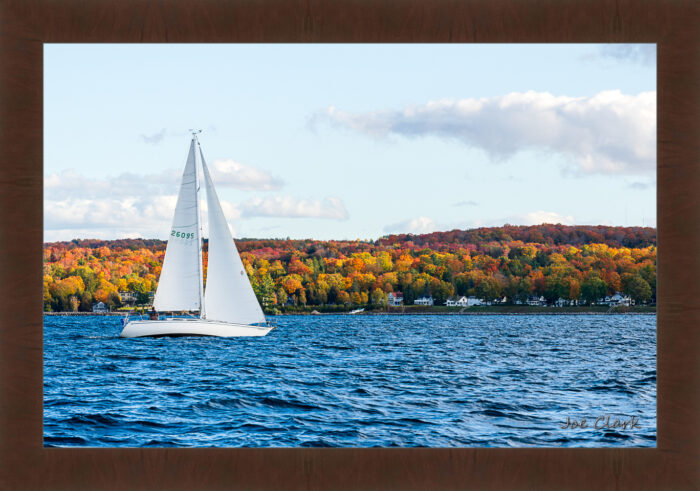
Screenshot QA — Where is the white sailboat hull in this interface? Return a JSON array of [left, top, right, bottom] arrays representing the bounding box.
[[120, 318, 274, 338]]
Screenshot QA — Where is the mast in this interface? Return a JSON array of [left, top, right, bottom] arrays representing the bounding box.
[[191, 129, 206, 319]]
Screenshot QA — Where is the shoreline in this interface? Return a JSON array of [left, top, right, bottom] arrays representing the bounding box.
[[44, 310, 657, 316]]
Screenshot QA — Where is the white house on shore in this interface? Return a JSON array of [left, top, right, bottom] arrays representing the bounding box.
[[445, 296, 467, 307], [414, 296, 434, 306], [445, 296, 484, 307], [485, 296, 508, 306], [92, 301, 108, 313], [387, 292, 404, 306], [525, 295, 547, 306], [597, 292, 633, 306], [555, 298, 581, 307]]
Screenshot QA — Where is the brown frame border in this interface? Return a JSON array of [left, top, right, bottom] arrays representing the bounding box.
[[1, 0, 698, 489]]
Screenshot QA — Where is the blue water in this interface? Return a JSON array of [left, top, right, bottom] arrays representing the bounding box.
[[44, 314, 656, 447]]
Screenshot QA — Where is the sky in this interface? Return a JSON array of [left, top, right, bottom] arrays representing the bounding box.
[[44, 44, 656, 242]]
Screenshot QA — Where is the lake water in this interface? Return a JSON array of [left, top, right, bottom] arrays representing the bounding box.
[[44, 314, 656, 447]]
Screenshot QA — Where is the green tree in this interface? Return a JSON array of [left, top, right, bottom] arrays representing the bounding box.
[[70, 266, 99, 294], [502, 276, 519, 303], [370, 288, 387, 307], [475, 276, 502, 301], [581, 275, 607, 304], [637, 264, 656, 302], [544, 275, 568, 304], [276, 287, 288, 306], [79, 291, 93, 312], [255, 273, 276, 306], [623, 274, 652, 304], [403, 284, 416, 305], [535, 250, 551, 267], [515, 277, 534, 303], [431, 280, 454, 305]]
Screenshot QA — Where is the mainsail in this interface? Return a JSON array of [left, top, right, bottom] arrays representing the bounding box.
[[200, 147, 267, 325], [153, 139, 204, 312], [121, 133, 273, 338]]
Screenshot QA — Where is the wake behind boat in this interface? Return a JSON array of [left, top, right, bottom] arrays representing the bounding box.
[[120, 132, 274, 338]]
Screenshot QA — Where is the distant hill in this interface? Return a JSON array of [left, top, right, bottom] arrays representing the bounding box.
[[377, 224, 656, 249], [43, 224, 657, 312], [46, 224, 656, 251]]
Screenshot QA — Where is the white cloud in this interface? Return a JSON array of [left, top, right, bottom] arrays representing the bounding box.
[[140, 128, 167, 144], [45, 169, 180, 200], [315, 90, 656, 175], [453, 200, 478, 207], [44, 195, 178, 240], [383, 212, 571, 236], [44, 228, 156, 242], [45, 158, 282, 223], [43, 169, 246, 240], [600, 44, 656, 65], [44, 194, 245, 241], [508, 210, 575, 226], [44, 169, 343, 239], [406, 211, 577, 236], [45, 159, 282, 202], [470, 211, 576, 228], [209, 159, 283, 191], [628, 181, 653, 190], [384, 216, 437, 234], [241, 196, 349, 220]]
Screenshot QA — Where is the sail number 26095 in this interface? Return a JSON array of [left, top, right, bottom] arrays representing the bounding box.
[[171, 230, 195, 239]]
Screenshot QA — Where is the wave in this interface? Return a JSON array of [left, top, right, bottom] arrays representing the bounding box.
[[44, 435, 88, 445], [398, 417, 436, 425], [588, 384, 635, 395], [61, 413, 122, 426], [300, 438, 335, 447], [259, 397, 321, 411], [141, 439, 180, 447], [602, 432, 631, 439], [130, 420, 171, 429], [104, 354, 162, 362], [196, 397, 252, 410]]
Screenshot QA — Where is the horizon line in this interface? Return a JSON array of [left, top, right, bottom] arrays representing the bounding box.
[[42, 223, 658, 245]]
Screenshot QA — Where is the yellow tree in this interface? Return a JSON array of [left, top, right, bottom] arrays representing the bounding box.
[[376, 251, 393, 272], [93, 278, 118, 304], [395, 254, 414, 272], [280, 275, 303, 295]]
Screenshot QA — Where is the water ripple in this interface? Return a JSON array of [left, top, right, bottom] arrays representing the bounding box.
[[44, 314, 656, 447]]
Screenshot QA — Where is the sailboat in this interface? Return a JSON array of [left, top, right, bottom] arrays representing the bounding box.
[[120, 132, 274, 338]]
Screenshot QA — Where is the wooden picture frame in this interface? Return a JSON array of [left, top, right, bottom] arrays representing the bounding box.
[[1, 0, 697, 488]]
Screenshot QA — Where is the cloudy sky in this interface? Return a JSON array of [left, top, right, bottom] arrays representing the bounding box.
[[44, 44, 656, 242]]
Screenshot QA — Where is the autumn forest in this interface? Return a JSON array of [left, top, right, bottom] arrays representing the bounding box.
[[43, 224, 657, 313]]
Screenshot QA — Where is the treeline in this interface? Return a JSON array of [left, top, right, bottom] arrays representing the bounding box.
[[43, 224, 656, 312], [378, 224, 656, 249]]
